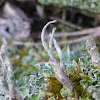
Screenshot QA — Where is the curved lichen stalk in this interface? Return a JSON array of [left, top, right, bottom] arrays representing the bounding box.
[[41, 20, 78, 100]]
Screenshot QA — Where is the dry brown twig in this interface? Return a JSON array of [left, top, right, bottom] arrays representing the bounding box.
[[13, 41, 41, 48], [55, 26, 100, 38], [32, 26, 100, 39], [12, 32, 100, 48], [58, 33, 100, 46], [41, 20, 78, 100]]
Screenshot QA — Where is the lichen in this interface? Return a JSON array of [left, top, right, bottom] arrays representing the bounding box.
[[38, 0, 100, 13]]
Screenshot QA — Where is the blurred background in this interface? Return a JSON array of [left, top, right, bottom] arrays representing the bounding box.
[[0, 0, 100, 43], [0, 0, 100, 99]]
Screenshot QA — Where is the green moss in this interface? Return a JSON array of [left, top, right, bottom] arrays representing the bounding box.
[[44, 77, 63, 99], [68, 68, 91, 99], [45, 77, 63, 93]]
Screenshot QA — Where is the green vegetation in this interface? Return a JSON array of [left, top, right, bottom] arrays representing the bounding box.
[[0, 0, 100, 100], [38, 0, 100, 12], [0, 24, 100, 100]]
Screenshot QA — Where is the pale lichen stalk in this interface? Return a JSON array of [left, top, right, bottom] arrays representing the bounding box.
[[41, 20, 57, 60], [0, 38, 22, 100], [49, 27, 56, 49], [53, 38, 65, 66], [41, 20, 78, 100], [86, 38, 100, 66]]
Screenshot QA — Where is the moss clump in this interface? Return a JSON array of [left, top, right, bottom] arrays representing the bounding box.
[[43, 77, 63, 99], [68, 68, 91, 99]]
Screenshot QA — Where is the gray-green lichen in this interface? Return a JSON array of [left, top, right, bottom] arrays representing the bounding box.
[[38, 0, 100, 12]]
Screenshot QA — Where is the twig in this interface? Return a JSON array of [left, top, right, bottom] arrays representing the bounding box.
[[41, 20, 78, 100], [49, 16, 83, 30], [54, 26, 100, 38], [12, 33, 100, 48], [58, 33, 100, 46], [13, 41, 41, 48], [36, 26, 100, 39]]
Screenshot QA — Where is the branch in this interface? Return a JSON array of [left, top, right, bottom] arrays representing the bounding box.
[[13, 41, 41, 48], [13, 33, 100, 48], [58, 33, 100, 46], [54, 26, 100, 38]]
